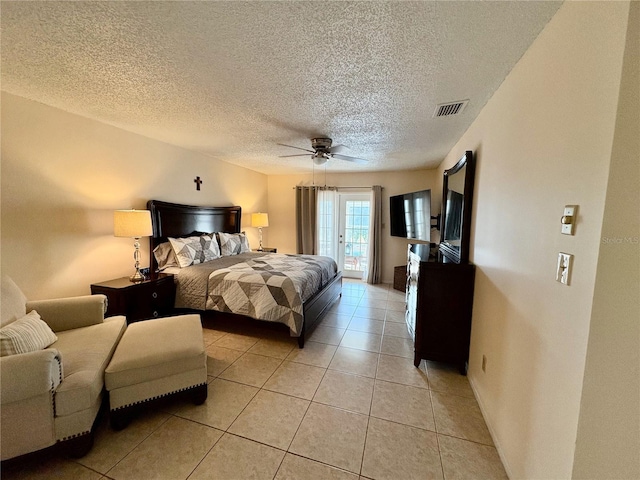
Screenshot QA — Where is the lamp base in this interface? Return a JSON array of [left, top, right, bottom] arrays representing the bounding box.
[[129, 270, 147, 283], [129, 237, 146, 282]]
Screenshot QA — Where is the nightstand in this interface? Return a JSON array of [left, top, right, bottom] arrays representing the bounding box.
[[257, 247, 277, 253], [90, 274, 176, 323]]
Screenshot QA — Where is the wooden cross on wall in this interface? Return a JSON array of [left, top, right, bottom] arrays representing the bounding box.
[[194, 176, 203, 191]]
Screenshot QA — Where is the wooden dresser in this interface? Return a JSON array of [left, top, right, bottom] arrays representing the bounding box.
[[405, 244, 475, 374]]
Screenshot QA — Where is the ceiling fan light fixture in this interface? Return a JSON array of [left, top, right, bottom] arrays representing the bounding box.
[[312, 152, 328, 165]]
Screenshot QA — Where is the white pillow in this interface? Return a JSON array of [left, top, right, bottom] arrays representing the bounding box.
[[153, 242, 179, 271], [0, 310, 58, 356], [218, 232, 251, 256], [168, 234, 221, 268]]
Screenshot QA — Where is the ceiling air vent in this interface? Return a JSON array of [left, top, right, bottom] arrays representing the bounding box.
[[433, 100, 469, 118]]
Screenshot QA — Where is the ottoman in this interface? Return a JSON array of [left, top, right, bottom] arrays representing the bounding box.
[[105, 314, 208, 429]]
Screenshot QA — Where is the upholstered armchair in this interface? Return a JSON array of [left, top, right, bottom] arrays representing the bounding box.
[[0, 276, 127, 460]]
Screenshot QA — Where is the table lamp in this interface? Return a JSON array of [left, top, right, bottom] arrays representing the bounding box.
[[114, 209, 153, 282], [251, 212, 269, 251]]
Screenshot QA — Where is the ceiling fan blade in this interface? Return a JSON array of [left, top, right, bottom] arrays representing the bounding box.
[[332, 154, 368, 164], [277, 143, 315, 153], [279, 154, 312, 158], [328, 144, 350, 154]]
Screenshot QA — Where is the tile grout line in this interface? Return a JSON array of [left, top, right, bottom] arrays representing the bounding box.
[[359, 354, 383, 478], [99, 410, 174, 478], [426, 362, 449, 479]]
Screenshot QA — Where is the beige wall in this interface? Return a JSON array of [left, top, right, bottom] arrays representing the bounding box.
[[267, 169, 438, 284], [1, 93, 268, 299], [436, 2, 632, 478], [572, 1, 640, 477]]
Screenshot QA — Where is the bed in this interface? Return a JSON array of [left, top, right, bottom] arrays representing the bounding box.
[[146, 200, 342, 348]]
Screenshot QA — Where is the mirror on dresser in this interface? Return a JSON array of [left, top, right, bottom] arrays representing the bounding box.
[[439, 150, 476, 264]]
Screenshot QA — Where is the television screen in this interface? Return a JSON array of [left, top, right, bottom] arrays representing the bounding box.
[[389, 189, 431, 242]]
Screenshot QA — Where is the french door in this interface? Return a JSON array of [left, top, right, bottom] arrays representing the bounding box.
[[338, 194, 371, 279]]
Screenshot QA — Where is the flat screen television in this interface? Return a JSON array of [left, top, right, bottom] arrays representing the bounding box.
[[389, 189, 431, 242]]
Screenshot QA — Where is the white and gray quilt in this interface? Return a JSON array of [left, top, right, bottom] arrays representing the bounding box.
[[174, 253, 338, 335]]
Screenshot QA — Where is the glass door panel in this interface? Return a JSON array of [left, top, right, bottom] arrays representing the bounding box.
[[338, 194, 370, 278]]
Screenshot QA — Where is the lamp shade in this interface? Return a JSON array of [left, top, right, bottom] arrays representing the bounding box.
[[251, 212, 269, 228], [114, 210, 153, 238]]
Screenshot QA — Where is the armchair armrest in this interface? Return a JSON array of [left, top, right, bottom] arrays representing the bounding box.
[[0, 349, 63, 404], [26, 295, 107, 332]]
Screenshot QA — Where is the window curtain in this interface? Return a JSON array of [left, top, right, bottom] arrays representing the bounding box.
[[317, 187, 339, 261], [295, 186, 317, 254], [366, 185, 383, 284]]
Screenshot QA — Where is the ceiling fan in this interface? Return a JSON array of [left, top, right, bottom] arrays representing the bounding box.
[[278, 137, 368, 165]]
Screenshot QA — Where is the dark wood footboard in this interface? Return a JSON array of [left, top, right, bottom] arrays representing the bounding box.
[[299, 272, 343, 348]]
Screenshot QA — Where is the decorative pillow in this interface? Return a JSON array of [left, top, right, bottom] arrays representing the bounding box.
[[218, 232, 251, 256], [153, 242, 179, 271], [0, 310, 58, 357], [168, 234, 221, 268]]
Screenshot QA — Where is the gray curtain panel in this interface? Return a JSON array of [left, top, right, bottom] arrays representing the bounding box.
[[295, 186, 317, 254], [366, 185, 383, 284]]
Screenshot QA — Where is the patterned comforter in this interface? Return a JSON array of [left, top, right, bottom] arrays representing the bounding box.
[[174, 253, 338, 335]]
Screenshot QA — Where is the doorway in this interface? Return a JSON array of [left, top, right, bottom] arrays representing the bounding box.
[[338, 194, 370, 279]]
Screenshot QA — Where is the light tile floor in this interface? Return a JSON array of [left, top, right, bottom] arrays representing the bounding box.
[[2, 280, 508, 480]]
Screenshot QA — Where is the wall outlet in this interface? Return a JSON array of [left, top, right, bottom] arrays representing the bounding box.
[[482, 355, 487, 372]]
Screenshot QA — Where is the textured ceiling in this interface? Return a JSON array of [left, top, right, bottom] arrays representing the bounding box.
[[1, 1, 562, 175]]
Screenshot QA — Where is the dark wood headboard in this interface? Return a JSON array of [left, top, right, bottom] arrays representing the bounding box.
[[146, 200, 242, 271]]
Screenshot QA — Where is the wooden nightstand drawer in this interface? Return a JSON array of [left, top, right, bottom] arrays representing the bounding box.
[[127, 278, 175, 320], [91, 274, 176, 323]]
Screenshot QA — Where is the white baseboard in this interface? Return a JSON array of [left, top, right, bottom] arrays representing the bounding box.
[[468, 373, 514, 479]]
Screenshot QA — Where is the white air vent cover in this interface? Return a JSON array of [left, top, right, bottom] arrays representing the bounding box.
[[433, 100, 469, 117]]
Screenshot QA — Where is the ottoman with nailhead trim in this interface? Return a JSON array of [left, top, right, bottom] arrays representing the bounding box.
[[104, 314, 207, 429]]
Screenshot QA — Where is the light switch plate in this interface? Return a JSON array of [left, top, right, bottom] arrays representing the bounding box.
[[556, 252, 573, 285], [561, 205, 577, 235]]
